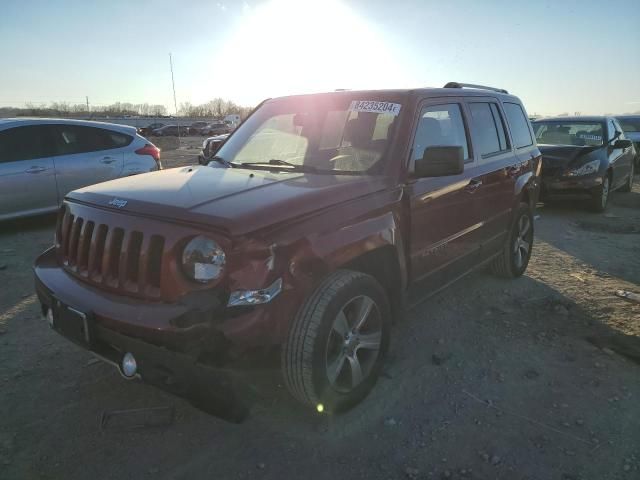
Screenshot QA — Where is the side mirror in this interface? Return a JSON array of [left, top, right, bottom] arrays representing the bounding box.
[[613, 139, 632, 149], [415, 146, 464, 177]]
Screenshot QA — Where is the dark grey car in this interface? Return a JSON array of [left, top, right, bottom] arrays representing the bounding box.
[[533, 116, 635, 211]]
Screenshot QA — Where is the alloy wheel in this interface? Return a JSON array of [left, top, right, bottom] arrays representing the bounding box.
[[325, 295, 382, 393], [601, 176, 610, 209], [513, 214, 532, 269]]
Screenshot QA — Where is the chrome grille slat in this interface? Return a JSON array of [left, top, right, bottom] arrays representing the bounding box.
[[117, 230, 131, 290]]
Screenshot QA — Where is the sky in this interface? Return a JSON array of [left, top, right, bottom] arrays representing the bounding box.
[[1, 0, 639, 116]]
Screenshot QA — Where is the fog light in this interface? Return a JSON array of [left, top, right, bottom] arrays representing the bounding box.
[[46, 308, 54, 328], [227, 278, 283, 307], [121, 352, 137, 378]]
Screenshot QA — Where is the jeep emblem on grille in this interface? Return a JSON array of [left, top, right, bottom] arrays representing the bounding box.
[[108, 198, 128, 209]]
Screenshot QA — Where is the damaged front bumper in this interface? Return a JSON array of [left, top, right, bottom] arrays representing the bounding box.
[[33, 247, 268, 423], [540, 174, 602, 200]]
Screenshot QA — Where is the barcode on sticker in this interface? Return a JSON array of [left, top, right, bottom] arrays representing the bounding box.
[[578, 134, 602, 141], [349, 100, 401, 116]]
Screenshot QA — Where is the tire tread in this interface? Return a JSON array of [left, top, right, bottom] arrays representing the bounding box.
[[282, 270, 367, 407]]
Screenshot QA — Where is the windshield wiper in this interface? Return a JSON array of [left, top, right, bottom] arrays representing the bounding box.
[[209, 155, 233, 168], [240, 159, 318, 172]]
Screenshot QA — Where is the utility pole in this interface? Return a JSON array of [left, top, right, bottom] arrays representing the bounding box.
[[169, 53, 180, 139], [86, 96, 90, 114]]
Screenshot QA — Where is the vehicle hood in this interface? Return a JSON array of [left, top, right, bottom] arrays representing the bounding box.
[[538, 144, 603, 171], [67, 166, 391, 236]]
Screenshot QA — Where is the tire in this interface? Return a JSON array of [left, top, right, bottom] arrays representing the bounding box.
[[619, 163, 634, 193], [590, 174, 610, 212], [282, 270, 390, 413], [491, 202, 534, 278]]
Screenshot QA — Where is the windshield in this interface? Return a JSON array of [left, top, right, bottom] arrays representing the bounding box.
[[618, 118, 640, 133], [533, 121, 605, 146], [215, 96, 403, 174]]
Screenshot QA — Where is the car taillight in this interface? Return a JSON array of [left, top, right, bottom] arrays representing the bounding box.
[[135, 144, 162, 169]]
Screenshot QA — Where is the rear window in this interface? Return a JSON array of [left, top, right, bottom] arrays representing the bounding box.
[[469, 102, 510, 157], [503, 102, 533, 148]]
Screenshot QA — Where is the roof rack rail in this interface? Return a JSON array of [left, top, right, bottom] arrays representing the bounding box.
[[444, 82, 508, 94]]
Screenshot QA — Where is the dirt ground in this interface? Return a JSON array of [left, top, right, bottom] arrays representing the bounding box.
[[1, 142, 639, 480]]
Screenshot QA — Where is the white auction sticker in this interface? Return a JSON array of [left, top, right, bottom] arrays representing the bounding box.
[[349, 100, 401, 116]]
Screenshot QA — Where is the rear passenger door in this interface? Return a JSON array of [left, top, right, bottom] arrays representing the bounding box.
[[51, 125, 126, 196], [407, 99, 482, 285], [465, 100, 516, 256], [0, 125, 59, 220]]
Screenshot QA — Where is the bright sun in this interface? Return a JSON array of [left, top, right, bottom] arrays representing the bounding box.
[[210, 0, 412, 106]]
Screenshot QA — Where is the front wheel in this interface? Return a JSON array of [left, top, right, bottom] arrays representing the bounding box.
[[590, 174, 610, 212], [619, 163, 634, 193], [491, 203, 534, 278], [282, 270, 390, 413]]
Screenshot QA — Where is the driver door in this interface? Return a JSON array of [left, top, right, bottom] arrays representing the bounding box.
[[406, 99, 482, 286]]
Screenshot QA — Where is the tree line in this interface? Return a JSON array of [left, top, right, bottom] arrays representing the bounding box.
[[0, 98, 252, 119]]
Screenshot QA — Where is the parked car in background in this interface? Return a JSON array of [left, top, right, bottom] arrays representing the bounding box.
[[34, 83, 540, 419], [188, 121, 209, 135], [200, 122, 230, 136], [0, 118, 161, 221], [533, 116, 635, 211], [615, 115, 640, 167], [151, 124, 188, 137], [198, 133, 229, 165], [137, 122, 165, 137], [224, 114, 241, 129]]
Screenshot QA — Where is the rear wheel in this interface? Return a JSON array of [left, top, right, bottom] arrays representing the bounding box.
[[282, 270, 390, 413], [619, 163, 634, 193], [491, 203, 534, 278], [590, 174, 610, 212]]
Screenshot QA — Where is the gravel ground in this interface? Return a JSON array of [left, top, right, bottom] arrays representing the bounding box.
[[1, 146, 638, 480]]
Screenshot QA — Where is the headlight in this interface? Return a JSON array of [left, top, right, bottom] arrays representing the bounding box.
[[181, 235, 225, 283], [566, 159, 600, 177]]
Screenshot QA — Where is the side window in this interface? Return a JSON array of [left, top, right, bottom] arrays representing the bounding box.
[[490, 104, 508, 150], [410, 103, 470, 167], [503, 102, 533, 148], [469, 102, 510, 157], [102, 129, 132, 148], [53, 125, 112, 155], [608, 120, 619, 141], [612, 120, 626, 139], [0, 126, 51, 163]]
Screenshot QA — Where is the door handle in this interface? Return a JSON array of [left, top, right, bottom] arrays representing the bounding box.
[[101, 157, 116, 164], [25, 166, 46, 174], [464, 178, 483, 193]]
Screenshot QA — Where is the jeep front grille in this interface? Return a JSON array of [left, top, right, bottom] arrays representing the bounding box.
[[57, 206, 165, 299]]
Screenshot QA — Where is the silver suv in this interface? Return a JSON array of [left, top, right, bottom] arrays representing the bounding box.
[[0, 118, 161, 221]]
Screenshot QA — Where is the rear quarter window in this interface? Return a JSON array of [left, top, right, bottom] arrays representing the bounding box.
[[103, 130, 133, 148], [503, 102, 533, 148]]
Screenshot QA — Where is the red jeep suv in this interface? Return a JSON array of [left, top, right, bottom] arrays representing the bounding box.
[[34, 83, 541, 421]]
